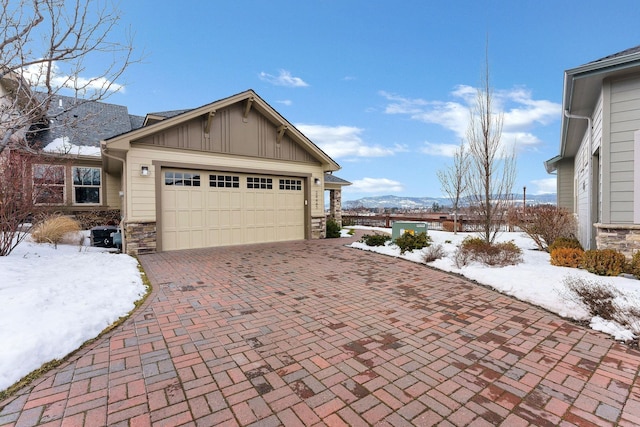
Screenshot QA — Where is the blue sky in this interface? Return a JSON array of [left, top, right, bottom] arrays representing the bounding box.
[[103, 1, 640, 201]]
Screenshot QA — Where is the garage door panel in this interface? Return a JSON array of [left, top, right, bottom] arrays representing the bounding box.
[[162, 170, 305, 251]]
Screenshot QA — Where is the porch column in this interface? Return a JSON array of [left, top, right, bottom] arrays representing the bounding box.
[[329, 189, 342, 226]]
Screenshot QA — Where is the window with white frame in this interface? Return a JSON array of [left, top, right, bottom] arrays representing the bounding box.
[[33, 164, 65, 204], [72, 167, 101, 204]]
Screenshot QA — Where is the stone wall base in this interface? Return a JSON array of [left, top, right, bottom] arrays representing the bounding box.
[[311, 216, 326, 239], [125, 221, 157, 256], [594, 223, 640, 258], [329, 189, 342, 227]]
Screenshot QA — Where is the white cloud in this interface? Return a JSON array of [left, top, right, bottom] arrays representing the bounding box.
[[277, 99, 293, 106], [347, 177, 404, 193], [380, 86, 561, 149], [296, 123, 402, 159], [421, 142, 461, 157], [259, 69, 309, 87], [530, 177, 557, 194], [22, 61, 124, 95]]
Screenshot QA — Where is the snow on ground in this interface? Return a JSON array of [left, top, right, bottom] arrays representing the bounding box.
[[2, 226, 639, 393], [0, 232, 146, 392], [348, 226, 640, 342]]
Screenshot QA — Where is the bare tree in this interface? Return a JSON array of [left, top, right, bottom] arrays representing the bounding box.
[[437, 142, 469, 234], [0, 0, 136, 154], [465, 53, 517, 244]]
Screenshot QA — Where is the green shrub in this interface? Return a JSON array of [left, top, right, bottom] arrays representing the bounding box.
[[549, 237, 583, 253], [325, 218, 341, 238], [628, 251, 640, 279], [582, 249, 626, 276], [394, 231, 431, 254], [550, 247, 584, 268], [455, 237, 523, 267], [361, 233, 391, 247]]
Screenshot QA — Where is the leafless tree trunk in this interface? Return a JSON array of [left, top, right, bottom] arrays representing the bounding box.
[[437, 142, 469, 234], [465, 52, 517, 244], [0, 0, 137, 154]]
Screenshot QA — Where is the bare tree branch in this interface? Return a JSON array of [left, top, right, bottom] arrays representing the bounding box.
[[464, 47, 517, 244], [437, 141, 469, 234], [0, 0, 139, 154]]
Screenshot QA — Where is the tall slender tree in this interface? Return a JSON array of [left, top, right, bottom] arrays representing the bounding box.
[[465, 50, 517, 244], [437, 142, 469, 234]]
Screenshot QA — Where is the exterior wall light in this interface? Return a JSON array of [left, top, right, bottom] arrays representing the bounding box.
[[314, 178, 320, 185], [141, 165, 150, 176]]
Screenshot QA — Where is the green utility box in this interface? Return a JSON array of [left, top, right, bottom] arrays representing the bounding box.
[[391, 221, 428, 241]]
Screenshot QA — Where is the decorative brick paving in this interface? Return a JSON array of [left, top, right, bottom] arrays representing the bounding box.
[[1, 232, 640, 426]]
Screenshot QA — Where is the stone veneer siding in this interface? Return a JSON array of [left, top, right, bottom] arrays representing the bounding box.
[[594, 223, 640, 258], [312, 216, 326, 239], [125, 221, 157, 256], [329, 189, 342, 226]]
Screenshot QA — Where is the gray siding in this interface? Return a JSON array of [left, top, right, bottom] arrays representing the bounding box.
[[575, 128, 591, 248], [609, 75, 640, 223], [556, 159, 574, 212]]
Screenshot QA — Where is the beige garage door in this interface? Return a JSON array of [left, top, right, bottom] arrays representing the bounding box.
[[161, 169, 305, 251]]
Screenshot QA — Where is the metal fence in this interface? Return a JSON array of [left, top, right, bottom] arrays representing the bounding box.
[[340, 214, 517, 233]]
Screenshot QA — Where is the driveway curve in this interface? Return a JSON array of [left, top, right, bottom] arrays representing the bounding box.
[[1, 233, 640, 426]]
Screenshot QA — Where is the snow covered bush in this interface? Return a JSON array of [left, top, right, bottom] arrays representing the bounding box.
[[423, 244, 446, 262], [31, 215, 82, 247], [394, 231, 431, 254], [513, 205, 577, 252], [582, 249, 626, 277], [562, 276, 640, 336], [455, 237, 522, 267], [563, 276, 619, 319]]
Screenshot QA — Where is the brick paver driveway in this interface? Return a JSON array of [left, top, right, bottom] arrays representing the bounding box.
[[2, 234, 640, 426]]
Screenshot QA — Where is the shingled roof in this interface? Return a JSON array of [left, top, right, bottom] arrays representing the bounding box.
[[32, 93, 144, 149], [588, 44, 640, 64]]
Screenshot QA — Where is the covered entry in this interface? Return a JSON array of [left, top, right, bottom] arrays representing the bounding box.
[[161, 168, 305, 251]]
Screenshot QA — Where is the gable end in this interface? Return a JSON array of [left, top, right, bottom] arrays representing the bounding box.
[[133, 101, 319, 164]]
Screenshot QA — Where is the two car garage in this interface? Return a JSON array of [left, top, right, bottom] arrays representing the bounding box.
[[160, 169, 306, 251]]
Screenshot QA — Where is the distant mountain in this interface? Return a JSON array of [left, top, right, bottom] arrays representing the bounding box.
[[343, 194, 557, 209]]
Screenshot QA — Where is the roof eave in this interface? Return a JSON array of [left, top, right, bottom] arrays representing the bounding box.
[[558, 51, 640, 162]]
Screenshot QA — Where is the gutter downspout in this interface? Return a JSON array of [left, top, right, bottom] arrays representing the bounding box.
[[564, 109, 593, 248], [100, 143, 127, 254]]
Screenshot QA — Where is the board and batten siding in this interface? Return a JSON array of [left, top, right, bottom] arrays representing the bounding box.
[[575, 128, 592, 247], [125, 146, 326, 223], [104, 171, 122, 209], [608, 75, 640, 224], [556, 159, 574, 212]]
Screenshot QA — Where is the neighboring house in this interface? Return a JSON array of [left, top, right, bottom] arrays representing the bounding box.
[[545, 45, 640, 256], [3, 88, 350, 255]]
